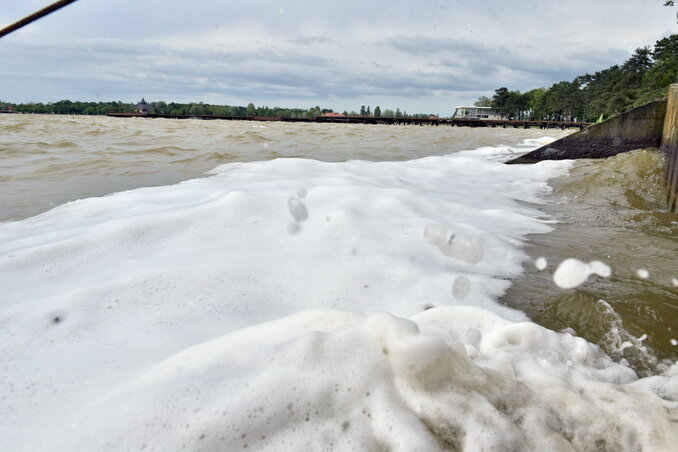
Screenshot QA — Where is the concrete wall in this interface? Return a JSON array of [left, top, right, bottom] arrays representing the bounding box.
[[507, 98, 667, 164], [661, 84, 678, 212]]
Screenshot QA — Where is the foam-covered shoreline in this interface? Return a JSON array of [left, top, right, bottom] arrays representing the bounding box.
[[1, 142, 676, 450], [56, 308, 678, 451]]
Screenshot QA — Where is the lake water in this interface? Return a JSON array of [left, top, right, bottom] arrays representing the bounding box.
[[1, 115, 676, 451]]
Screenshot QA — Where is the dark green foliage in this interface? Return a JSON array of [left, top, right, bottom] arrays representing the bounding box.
[[0, 98, 439, 119], [0, 100, 322, 118], [478, 34, 678, 122], [2, 100, 134, 115], [473, 96, 492, 107]]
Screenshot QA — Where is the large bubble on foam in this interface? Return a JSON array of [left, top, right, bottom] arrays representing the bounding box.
[[452, 276, 471, 299], [553, 258, 611, 289], [424, 224, 484, 264], [287, 197, 308, 222]]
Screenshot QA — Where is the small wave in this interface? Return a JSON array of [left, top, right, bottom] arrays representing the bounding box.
[[559, 149, 666, 211], [595, 299, 670, 375], [520, 136, 559, 148], [238, 130, 276, 142]]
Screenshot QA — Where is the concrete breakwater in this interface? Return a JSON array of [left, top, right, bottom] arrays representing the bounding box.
[[508, 84, 678, 212]]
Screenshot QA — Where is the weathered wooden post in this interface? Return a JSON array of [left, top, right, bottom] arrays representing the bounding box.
[[662, 84, 678, 212]]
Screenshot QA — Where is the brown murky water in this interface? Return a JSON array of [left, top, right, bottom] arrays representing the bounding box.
[[1, 114, 675, 374], [503, 150, 678, 375], [0, 115, 568, 222]]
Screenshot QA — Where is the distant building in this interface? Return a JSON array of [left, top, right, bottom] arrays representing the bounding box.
[[452, 106, 503, 120], [136, 98, 150, 114], [321, 112, 346, 117]]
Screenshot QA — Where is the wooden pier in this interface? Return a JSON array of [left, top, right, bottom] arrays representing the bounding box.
[[105, 112, 589, 130]]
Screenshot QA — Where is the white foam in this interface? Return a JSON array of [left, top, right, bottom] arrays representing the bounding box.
[[50, 309, 678, 451], [1, 148, 676, 450], [535, 256, 548, 270]]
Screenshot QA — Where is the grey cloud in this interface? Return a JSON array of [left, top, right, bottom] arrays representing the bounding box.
[[2, 0, 668, 113], [386, 36, 488, 57], [288, 36, 336, 46]]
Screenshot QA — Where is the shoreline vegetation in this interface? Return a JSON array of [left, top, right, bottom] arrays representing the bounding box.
[[0, 101, 435, 121], [1, 35, 675, 122], [476, 34, 677, 122]]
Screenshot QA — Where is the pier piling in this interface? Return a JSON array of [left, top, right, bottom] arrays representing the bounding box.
[[661, 84, 678, 212]]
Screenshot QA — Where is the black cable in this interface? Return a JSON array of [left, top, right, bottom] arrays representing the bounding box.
[[0, 0, 80, 39]]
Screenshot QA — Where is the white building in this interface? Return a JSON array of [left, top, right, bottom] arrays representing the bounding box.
[[452, 106, 503, 120]]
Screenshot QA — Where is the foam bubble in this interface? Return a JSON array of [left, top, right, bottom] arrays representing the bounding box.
[[553, 258, 611, 289], [636, 268, 650, 279], [535, 256, 547, 271], [424, 224, 484, 264], [287, 197, 308, 222], [452, 276, 471, 299]]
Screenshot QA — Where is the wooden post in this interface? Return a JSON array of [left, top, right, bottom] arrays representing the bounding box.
[[662, 84, 678, 212]]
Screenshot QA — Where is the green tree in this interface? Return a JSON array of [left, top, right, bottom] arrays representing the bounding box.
[[374, 106, 381, 117], [525, 88, 547, 120], [491, 87, 510, 111], [637, 35, 678, 103], [151, 101, 168, 114], [473, 96, 492, 107], [624, 47, 653, 74]]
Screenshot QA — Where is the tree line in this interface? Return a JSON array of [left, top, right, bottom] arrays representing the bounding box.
[[352, 105, 434, 118], [0, 100, 324, 118], [475, 34, 677, 122], [0, 99, 436, 119]]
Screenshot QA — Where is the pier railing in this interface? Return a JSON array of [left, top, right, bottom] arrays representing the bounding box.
[[105, 112, 590, 130]]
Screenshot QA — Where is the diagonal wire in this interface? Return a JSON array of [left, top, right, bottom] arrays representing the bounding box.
[[0, 0, 80, 39]]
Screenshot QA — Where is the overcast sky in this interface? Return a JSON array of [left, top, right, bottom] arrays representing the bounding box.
[[1, 0, 676, 114]]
